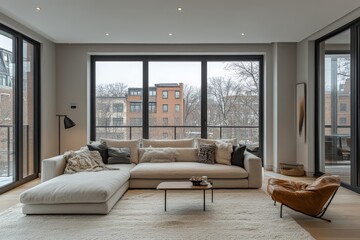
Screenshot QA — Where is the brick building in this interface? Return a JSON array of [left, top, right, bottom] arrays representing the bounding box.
[[126, 83, 184, 139]]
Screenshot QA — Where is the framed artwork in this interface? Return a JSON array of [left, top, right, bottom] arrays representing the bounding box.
[[296, 83, 306, 143]]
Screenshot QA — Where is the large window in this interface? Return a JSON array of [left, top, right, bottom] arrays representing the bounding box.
[[91, 56, 263, 157], [0, 25, 40, 193]]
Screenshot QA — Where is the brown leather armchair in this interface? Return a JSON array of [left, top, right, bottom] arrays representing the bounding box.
[[267, 175, 340, 222]]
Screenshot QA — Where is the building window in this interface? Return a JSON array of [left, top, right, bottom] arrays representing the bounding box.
[[130, 102, 142, 112], [163, 118, 168, 126], [113, 117, 124, 126], [340, 117, 347, 125], [162, 104, 168, 112], [129, 89, 142, 96], [149, 102, 156, 113], [175, 104, 180, 112], [162, 90, 168, 99], [113, 103, 124, 113], [149, 90, 156, 96], [175, 90, 180, 99], [340, 103, 347, 112], [130, 118, 142, 126]]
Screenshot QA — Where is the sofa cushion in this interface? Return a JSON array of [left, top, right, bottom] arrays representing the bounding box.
[[20, 164, 135, 204], [215, 141, 233, 165], [138, 148, 198, 162], [87, 142, 108, 163], [140, 148, 178, 163], [130, 162, 248, 179], [198, 142, 216, 164], [231, 145, 246, 167], [142, 139, 194, 148], [100, 138, 140, 164], [107, 147, 131, 164], [196, 138, 237, 147]]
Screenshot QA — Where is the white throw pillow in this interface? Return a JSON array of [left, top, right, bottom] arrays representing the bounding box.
[[140, 148, 179, 163], [215, 141, 233, 165]]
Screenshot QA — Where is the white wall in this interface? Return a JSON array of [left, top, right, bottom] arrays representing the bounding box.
[[0, 13, 57, 161], [272, 43, 297, 172], [296, 8, 360, 176]]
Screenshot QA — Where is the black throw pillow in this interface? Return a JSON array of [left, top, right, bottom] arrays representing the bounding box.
[[107, 147, 131, 164], [231, 144, 246, 168], [87, 142, 108, 163]]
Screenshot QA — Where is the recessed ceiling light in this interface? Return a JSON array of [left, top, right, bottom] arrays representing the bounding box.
[[168, 33, 173, 36], [241, 33, 245, 36], [36, 7, 41, 11], [105, 33, 110, 36], [177, 7, 182, 11]]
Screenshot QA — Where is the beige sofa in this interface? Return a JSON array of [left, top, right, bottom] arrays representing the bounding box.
[[20, 139, 262, 214]]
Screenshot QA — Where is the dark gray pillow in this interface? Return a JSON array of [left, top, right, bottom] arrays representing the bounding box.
[[231, 144, 246, 168], [87, 142, 108, 164], [197, 143, 216, 164], [107, 147, 131, 164]]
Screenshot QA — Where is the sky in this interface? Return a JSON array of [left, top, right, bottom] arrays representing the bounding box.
[[0, 33, 13, 52], [95, 61, 236, 88]]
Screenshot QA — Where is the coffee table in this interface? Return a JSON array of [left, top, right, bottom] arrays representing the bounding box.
[[156, 181, 213, 211]]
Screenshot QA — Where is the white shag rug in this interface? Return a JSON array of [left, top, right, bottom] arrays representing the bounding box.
[[0, 189, 314, 240]]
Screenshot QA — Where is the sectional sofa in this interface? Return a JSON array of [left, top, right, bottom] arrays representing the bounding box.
[[20, 139, 263, 214]]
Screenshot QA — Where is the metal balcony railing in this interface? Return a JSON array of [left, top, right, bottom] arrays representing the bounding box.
[[95, 125, 260, 147], [0, 125, 29, 177]]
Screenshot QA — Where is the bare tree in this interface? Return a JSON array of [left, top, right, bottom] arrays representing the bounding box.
[[96, 82, 128, 97], [183, 84, 201, 125], [225, 62, 259, 94], [208, 77, 242, 126]]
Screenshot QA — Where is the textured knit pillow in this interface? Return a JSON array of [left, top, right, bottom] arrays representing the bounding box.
[[215, 141, 233, 165], [107, 147, 131, 164], [87, 142, 108, 163], [64, 150, 118, 174], [198, 143, 216, 164], [231, 144, 246, 168]]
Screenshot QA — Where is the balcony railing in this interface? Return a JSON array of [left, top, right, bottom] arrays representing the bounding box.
[[0, 125, 29, 178], [95, 125, 260, 147]]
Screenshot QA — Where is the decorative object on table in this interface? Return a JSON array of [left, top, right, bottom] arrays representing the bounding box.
[[296, 83, 306, 143], [201, 176, 208, 185], [189, 176, 203, 186], [279, 163, 305, 177], [56, 114, 76, 154]]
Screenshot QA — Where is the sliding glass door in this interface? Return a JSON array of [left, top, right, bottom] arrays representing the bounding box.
[[0, 30, 15, 187], [316, 22, 360, 192], [0, 24, 40, 193]]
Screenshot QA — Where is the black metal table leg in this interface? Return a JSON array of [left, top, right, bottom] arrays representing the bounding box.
[[211, 188, 213, 203], [165, 190, 167, 212], [203, 189, 206, 211]]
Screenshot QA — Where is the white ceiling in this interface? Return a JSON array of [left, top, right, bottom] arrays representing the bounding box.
[[0, 0, 360, 44]]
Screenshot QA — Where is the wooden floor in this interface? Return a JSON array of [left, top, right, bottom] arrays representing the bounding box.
[[0, 172, 359, 240]]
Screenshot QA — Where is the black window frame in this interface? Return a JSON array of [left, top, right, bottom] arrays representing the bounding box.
[[0, 23, 41, 194], [90, 55, 264, 160]]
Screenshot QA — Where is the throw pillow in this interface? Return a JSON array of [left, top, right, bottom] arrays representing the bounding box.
[[107, 147, 131, 164], [197, 142, 216, 164], [100, 138, 140, 164], [231, 144, 246, 168], [140, 148, 179, 163], [87, 142, 108, 164], [215, 141, 233, 165], [64, 150, 118, 174]]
